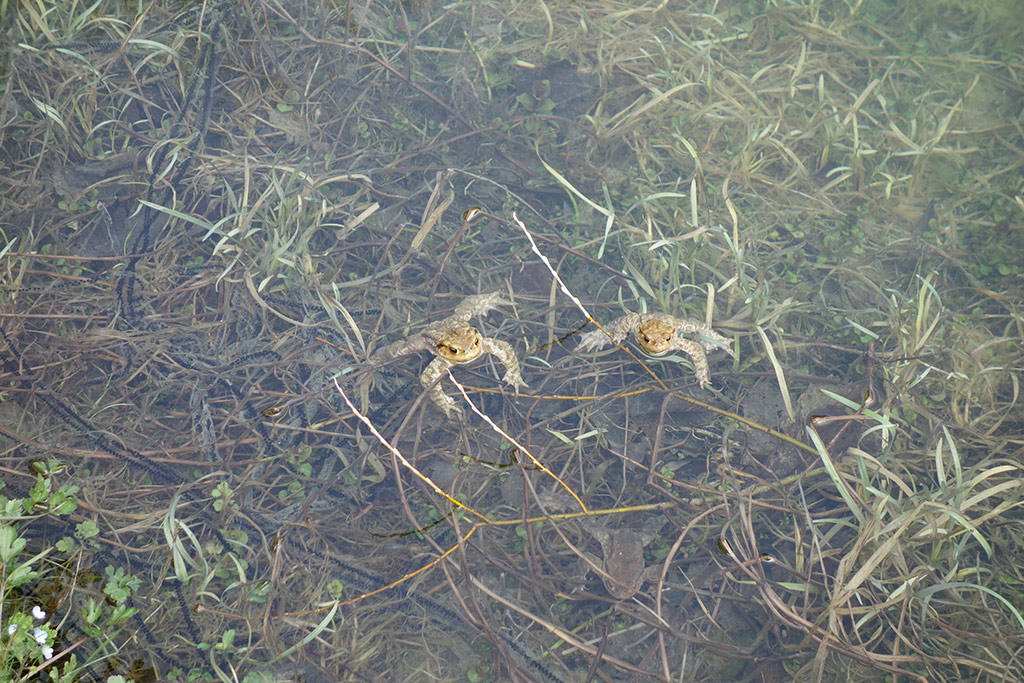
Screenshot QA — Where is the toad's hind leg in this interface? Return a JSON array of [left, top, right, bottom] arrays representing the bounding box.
[[453, 292, 508, 320], [577, 313, 642, 351], [368, 336, 431, 366]]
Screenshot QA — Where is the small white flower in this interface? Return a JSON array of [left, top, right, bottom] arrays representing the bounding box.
[[33, 627, 48, 645], [6, 623, 17, 636], [32, 606, 46, 621], [41, 645, 54, 660]]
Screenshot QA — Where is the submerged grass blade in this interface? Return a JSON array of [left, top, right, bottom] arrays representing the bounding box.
[[807, 426, 864, 526], [918, 582, 1024, 634], [757, 325, 794, 422]]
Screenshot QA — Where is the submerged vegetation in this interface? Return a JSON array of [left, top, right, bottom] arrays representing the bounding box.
[[0, 0, 1022, 680]]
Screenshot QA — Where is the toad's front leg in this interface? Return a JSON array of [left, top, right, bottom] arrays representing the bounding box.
[[421, 357, 460, 418], [480, 338, 526, 392], [674, 337, 713, 388]]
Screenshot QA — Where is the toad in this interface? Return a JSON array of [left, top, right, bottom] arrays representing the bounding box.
[[579, 515, 668, 600], [368, 292, 527, 418], [577, 311, 734, 388]]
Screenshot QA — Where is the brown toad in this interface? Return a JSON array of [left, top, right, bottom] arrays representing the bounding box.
[[579, 515, 668, 600], [578, 311, 734, 388], [368, 292, 526, 418]]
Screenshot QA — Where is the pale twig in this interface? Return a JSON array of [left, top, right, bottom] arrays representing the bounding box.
[[510, 211, 669, 391], [511, 211, 593, 322], [332, 377, 491, 522], [446, 369, 587, 512], [468, 575, 651, 677]]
